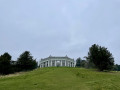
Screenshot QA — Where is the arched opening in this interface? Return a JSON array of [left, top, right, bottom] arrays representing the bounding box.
[[56, 61, 60, 67]]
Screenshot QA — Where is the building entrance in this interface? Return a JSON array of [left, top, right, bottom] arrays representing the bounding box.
[[56, 61, 60, 67]]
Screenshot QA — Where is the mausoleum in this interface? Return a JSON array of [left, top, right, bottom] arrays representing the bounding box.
[[39, 55, 75, 67]]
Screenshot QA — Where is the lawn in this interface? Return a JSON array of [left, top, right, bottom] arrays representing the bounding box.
[[0, 67, 120, 90]]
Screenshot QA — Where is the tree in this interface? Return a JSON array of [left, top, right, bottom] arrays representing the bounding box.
[[76, 58, 82, 67], [0, 52, 12, 74], [84, 56, 95, 69], [11, 60, 17, 73], [16, 51, 37, 71], [87, 44, 114, 71], [80, 60, 87, 67], [113, 64, 120, 71], [76, 57, 87, 68]]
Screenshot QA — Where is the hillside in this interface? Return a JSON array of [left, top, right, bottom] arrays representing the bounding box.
[[0, 67, 120, 90]]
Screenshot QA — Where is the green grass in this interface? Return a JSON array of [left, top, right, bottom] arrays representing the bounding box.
[[0, 67, 120, 90]]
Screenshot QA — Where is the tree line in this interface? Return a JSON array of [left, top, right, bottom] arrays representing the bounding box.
[[76, 44, 119, 71], [0, 51, 37, 75], [0, 44, 119, 75]]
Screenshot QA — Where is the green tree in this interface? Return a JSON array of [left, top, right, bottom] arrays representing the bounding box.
[[16, 51, 37, 71], [84, 56, 95, 68], [76, 57, 82, 67], [113, 64, 120, 71], [80, 60, 87, 67], [0, 52, 12, 74], [87, 44, 114, 71]]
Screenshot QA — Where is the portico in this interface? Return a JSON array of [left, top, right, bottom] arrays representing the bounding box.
[[39, 55, 75, 67]]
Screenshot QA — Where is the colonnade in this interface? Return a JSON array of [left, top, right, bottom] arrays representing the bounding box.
[[40, 60, 74, 68]]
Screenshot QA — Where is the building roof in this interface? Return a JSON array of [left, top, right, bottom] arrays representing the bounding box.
[[41, 55, 74, 61]]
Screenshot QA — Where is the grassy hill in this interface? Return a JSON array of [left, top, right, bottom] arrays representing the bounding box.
[[0, 67, 120, 90]]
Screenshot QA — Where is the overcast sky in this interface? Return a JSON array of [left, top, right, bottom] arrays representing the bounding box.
[[0, 0, 120, 64]]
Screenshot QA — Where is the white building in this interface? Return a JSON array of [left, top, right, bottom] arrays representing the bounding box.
[[39, 55, 75, 67]]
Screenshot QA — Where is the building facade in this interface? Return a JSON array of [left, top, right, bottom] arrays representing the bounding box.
[[39, 55, 75, 67]]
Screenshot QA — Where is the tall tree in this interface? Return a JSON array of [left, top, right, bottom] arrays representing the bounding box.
[[76, 58, 82, 67], [0, 52, 12, 74], [87, 44, 114, 71], [16, 51, 37, 71]]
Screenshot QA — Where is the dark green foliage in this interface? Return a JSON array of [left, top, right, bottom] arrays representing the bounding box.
[[80, 60, 87, 67], [113, 64, 120, 71], [76, 58, 87, 68], [0, 51, 38, 75], [16, 51, 37, 71], [87, 44, 114, 71], [11, 61, 18, 73], [84, 56, 95, 69], [0, 53, 12, 75], [76, 58, 81, 67]]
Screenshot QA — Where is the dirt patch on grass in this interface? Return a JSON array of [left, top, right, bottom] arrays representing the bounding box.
[[0, 72, 26, 78]]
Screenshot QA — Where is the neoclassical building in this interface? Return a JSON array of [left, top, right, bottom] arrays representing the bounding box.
[[39, 55, 75, 67]]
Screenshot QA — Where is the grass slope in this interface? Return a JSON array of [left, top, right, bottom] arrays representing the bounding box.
[[0, 67, 120, 90]]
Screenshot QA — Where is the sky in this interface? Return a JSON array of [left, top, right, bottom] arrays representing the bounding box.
[[0, 0, 120, 64]]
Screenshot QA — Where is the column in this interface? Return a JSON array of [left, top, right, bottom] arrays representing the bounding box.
[[41, 63, 42, 68], [66, 61, 68, 67], [40, 63, 42, 68], [73, 62, 75, 67], [46, 61, 48, 67], [61, 60, 62, 67], [40, 63, 41, 68], [55, 60, 56, 67], [41, 63, 43, 68], [46, 61, 47, 67], [51, 60, 52, 67], [69, 61, 70, 67], [65, 60, 66, 66]]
